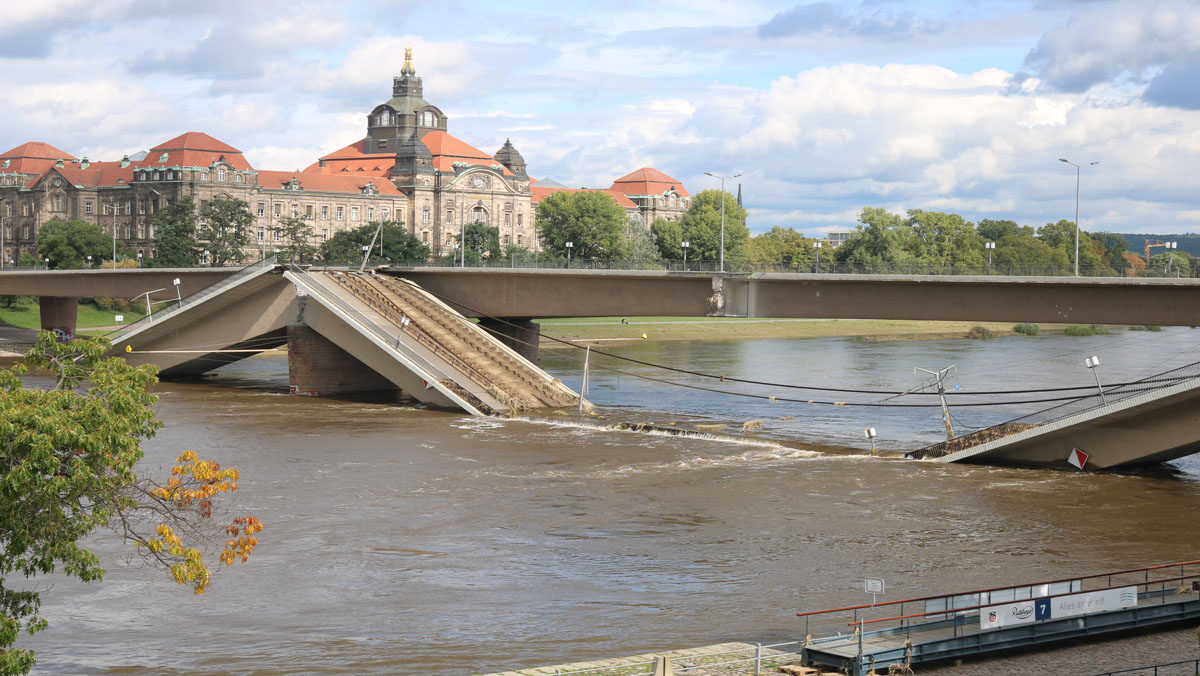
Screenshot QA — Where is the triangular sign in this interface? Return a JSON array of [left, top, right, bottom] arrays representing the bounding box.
[[1067, 448, 1089, 469], [423, 379, 433, 390]]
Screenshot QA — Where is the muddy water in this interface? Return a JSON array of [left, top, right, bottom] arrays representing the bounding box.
[[20, 328, 1200, 674]]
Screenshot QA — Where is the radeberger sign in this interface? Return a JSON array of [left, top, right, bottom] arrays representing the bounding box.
[[981, 586, 1137, 630]]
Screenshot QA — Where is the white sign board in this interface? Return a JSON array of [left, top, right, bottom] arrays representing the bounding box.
[[864, 578, 885, 594], [982, 586, 1137, 630]]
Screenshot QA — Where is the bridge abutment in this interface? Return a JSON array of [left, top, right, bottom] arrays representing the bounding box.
[[479, 318, 540, 364], [39, 296, 78, 339], [287, 323, 402, 397]]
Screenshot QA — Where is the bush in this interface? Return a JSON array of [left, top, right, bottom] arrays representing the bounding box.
[[1144, 325, 1162, 331], [1090, 324, 1110, 335], [95, 297, 136, 312], [1013, 323, 1041, 335], [967, 325, 995, 340], [1064, 325, 1094, 336]]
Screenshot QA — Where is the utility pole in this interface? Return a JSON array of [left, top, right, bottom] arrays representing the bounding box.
[[916, 366, 957, 440]]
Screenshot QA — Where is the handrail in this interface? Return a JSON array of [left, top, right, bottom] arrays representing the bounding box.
[[796, 558, 1200, 617], [849, 571, 1200, 627]]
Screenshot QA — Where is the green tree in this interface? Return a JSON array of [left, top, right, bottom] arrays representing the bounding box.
[[0, 334, 264, 675], [35, 219, 111, 269], [744, 226, 816, 268], [1038, 219, 1100, 273], [834, 207, 905, 267], [320, 221, 429, 264], [902, 209, 984, 271], [623, 224, 664, 265], [461, 221, 501, 262], [675, 189, 749, 265], [151, 197, 199, 267], [273, 216, 318, 264], [197, 197, 253, 266], [16, 254, 39, 268], [1091, 231, 1132, 275], [535, 191, 630, 259], [650, 218, 683, 260]]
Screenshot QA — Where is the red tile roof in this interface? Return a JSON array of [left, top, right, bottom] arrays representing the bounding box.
[[46, 162, 134, 188], [529, 184, 636, 209], [305, 132, 513, 176], [0, 141, 78, 174], [610, 167, 690, 198], [136, 131, 253, 170], [256, 170, 403, 196]]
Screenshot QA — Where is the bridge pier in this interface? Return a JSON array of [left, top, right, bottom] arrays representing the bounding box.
[[478, 318, 540, 364], [286, 323, 402, 397], [38, 296, 78, 340]]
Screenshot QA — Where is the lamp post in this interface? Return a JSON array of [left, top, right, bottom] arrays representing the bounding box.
[[565, 241, 573, 268], [1059, 158, 1099, 277], [1085, 355, 1106, 405], [1166, 241, 1178, 276], [813, 240, 822, 273], [86, 255, 93, 268], [110, 199, 118, 268], [137, 252, 142, 268], [681, 240, 689, 271], [705, 171, 741, 273], [985, 241, 995, 275], [173, 277, 183, 307], [0, 214, 7, 270]]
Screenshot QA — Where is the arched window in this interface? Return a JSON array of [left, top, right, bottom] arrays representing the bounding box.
[[421, 110, 436, 127], [217, 168, 226, 181], [472, 206, 487, 224]]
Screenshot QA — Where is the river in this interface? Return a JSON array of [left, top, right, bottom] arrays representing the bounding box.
[[18, 326, 1200, 674]]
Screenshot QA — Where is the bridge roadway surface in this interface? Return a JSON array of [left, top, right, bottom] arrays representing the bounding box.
[[2, 266, 1200, 326]]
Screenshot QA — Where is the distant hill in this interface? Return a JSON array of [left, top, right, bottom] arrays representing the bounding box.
[[1116, 234, 1200, 258]]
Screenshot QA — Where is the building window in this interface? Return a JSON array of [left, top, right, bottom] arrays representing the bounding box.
[[378, 139, 388, 150], [124, 201, 132, 215], [85, 201, 93, 214], [200, 172, 209, 181], [517, 234, 522, 246], [381, 208, 389, 219], [421, 231, 428, 243], [258, 227, 265, 242], [422, 207, 430, 224], [321, 229, 328, 241], [217, 168, 226, 181], [200, 200, 208, 211], [257, 202, 265, 217], [235, 173, 244, 183], [52, 195, 63, 211], [445, 209, 453, 224], [351, 207, 359, 221], [518, 213, 523, 227], [367, 207, 374, 220], [291, 204, 298, 218], [504, 235, 510, 246], [273, 203, 281, 217], [138, 200, 146, 214], [336, 206, 344, 220], [102, 203, 109, 216], [504, 213, 511, 227], [321, 205, 329, 220], [306, 205, 313, 218]]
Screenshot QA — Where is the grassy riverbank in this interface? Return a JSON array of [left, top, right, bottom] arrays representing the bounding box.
[[537, 317, 1071, 346], [0, 296, 149, 331]]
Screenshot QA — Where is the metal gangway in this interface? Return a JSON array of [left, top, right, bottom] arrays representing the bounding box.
[[796, 560, 1200, 676]]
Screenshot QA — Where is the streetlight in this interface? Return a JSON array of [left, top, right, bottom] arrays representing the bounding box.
[[44, 257, 49, 270], [681, 240, 690, 271], [1059, 158, 1099, 277], [137, 252, 142, 268], [705, 171, 741, 273], [864, 427, 877, 455], [985, 241, 995, 275], [1085, 355, 1106, 405], [565, 241, 573, 268], [1166, 241, 1178, 276], [86, 255, 93, 267], [173, 278, 183, 307], [0, 214, 8, 270], [813, 240, 822, 273]]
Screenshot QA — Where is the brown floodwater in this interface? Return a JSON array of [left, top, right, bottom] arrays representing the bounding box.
[[17, 327, 1200, 674]]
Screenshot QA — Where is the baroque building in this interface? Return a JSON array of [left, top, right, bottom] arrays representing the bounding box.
[[0, 49, 687, 265]]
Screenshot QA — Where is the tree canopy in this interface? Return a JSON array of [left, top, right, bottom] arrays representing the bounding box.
[[151, 198, 200, 267], [197, 197, 253, 267], [35, 219, 111, 269], [535, 191, 630, 259], [272, 216, 319, 264], [320, 221, 429, 264], [0, 334, 264, 675], [674, 189, 749, 264]]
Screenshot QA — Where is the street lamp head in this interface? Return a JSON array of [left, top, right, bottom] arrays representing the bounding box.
[[1059, 158, 1069, 163]]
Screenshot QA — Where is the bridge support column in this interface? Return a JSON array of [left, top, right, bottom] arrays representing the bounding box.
[[479, 318, 540, 364], [287, 324, 402, 397], [39, 296, 78, 340]]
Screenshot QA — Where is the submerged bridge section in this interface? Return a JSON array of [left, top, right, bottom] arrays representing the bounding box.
[[908, 360, 1200, 469], [110, 264, 578, 415]]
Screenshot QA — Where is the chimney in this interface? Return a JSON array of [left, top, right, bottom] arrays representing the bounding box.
[[120, 155, 130, 168], [55, 159, 64, 168], [80, 157, 89, 170]]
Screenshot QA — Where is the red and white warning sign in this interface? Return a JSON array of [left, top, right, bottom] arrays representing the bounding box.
[[1067, 448, 1089, 469]]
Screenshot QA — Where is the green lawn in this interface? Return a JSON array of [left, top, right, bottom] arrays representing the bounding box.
[[0, 297, 152, 331]]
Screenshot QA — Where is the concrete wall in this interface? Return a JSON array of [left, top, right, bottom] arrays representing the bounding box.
[[287, 323, 400, 396]]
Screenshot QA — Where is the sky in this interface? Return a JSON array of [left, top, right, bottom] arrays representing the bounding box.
[[2, 0, 1199, 236]]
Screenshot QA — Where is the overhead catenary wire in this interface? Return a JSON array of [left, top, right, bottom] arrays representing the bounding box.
[[388, 276, 1188, 402]]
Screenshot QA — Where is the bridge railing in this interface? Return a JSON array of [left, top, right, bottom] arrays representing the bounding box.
[[106, 256, 278, 338], [913, 357, 1200, 459]]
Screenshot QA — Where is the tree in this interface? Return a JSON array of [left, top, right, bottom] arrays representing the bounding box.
[[320, 221, 429, 264], [650, 218, 683, 260], [623, 223, 663, 265], [461, 221, 501, 262], [272, 216, 318, 264], [744, 227, 816, 268], [35, 219, 111, 269], [0, 334, 264, 675], [834, 207, 905, 267], [151, 197, 200, 267], [535, 191, 630, 259], [902, 209, 984, 271], [197, 197, 253, 266], [1038, 219, 1100, 273], [675, 189, 749, 264]]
